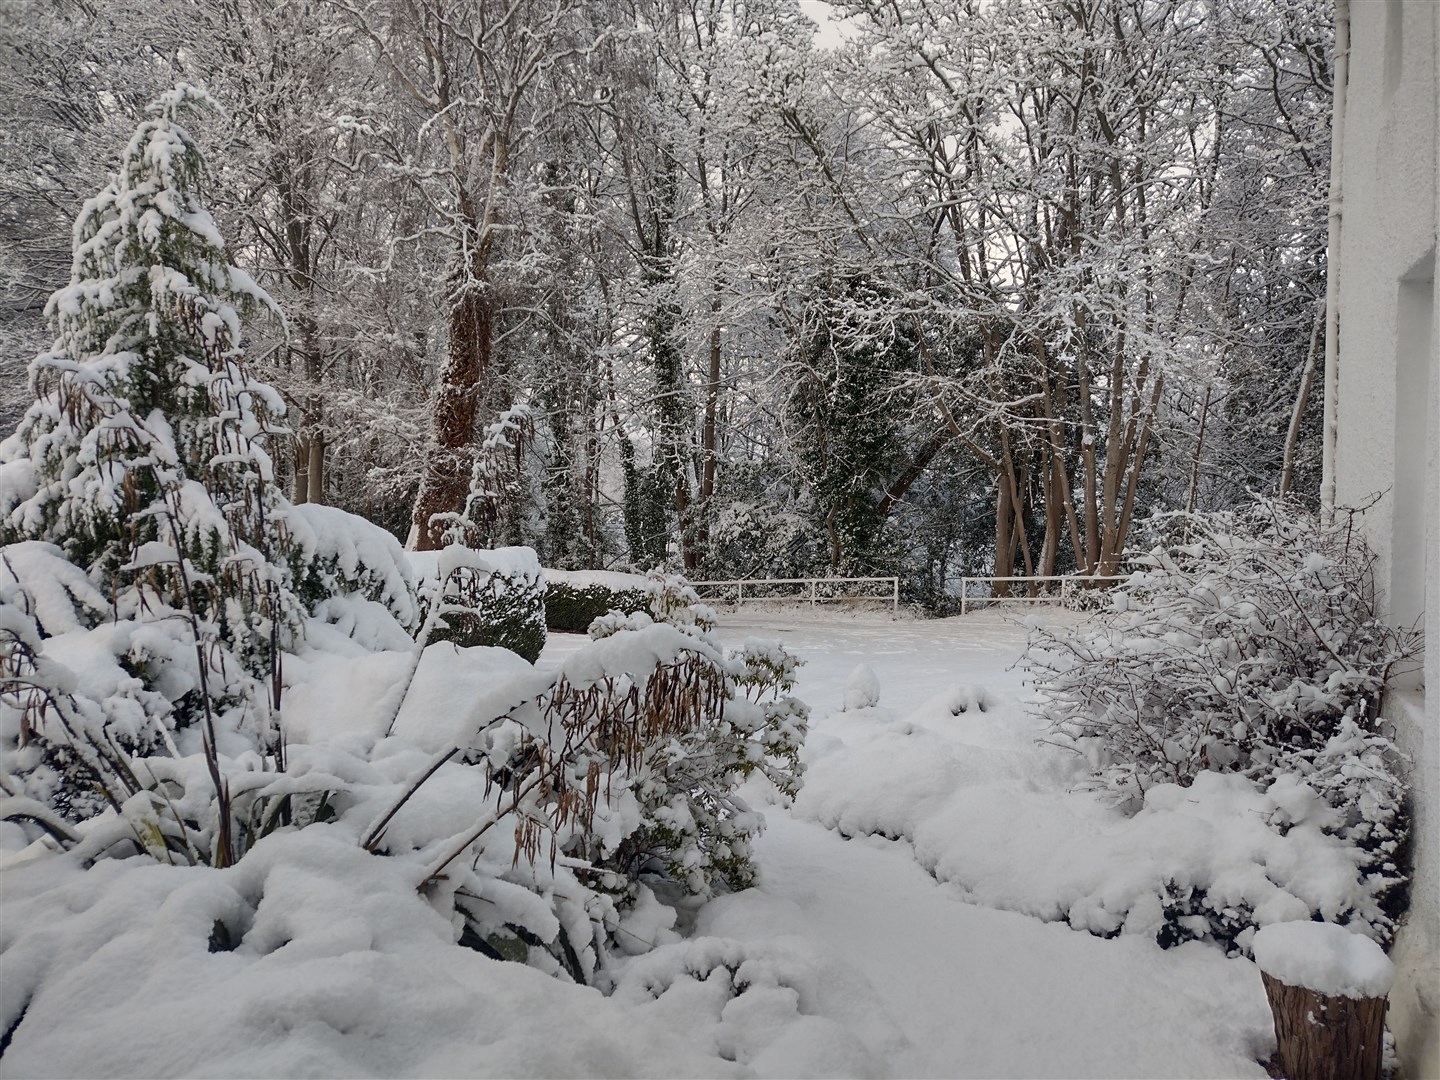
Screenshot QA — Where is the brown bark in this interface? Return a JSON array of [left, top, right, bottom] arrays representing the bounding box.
[[1075, 326, 1100, 572], [1261, 972, 1386, 1080], [1039, 342, 1083, 574], [878, 431, 949, 520], [825, 505, 842, 572], [695, 286, 723, 566], [411, 285, 492, 551], [1108, 373, 1163, 575], [1040, 451, 1062, 578], [999, 429, 1035, 584], [993, 480, 1013, 592]]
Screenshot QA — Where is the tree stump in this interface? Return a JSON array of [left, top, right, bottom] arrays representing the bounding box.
[[1252, 921, 1394, 1080], [1260, 970, 1388, 1080]]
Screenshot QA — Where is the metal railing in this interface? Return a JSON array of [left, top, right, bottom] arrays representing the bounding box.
[[689, 576, 901, 614], [957, 574, 1127, 615]]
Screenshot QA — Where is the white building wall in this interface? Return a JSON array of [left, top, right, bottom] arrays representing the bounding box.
[[1331, 2, 1439, 1076]]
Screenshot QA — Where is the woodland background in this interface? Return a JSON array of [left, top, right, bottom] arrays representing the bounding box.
[[0, 0, 1333, 606]]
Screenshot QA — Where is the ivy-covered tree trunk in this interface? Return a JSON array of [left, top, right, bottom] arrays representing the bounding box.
[[790, 281, 911, 577]]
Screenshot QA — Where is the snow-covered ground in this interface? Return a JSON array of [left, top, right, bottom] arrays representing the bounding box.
[[1, 605, 1280, 1079], [543, 606, 1276, 1078]]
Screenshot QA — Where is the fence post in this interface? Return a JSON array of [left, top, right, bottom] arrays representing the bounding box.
[[892, 577, 898, 614]]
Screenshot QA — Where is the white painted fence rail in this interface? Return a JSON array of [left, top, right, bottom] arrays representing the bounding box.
[[689, 576, 901, 614], [957, 574, 1127, 615]]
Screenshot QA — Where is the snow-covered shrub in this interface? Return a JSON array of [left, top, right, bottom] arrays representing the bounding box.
[[1027, 497, 1420, 945], [544, 568, 650, 633], [1059, 580, 1113, 613], [411, 545, 547, 663], [0, 92, 811, 1037], [289, 502, 419, 641], [337, 580, 801, 977], [583, 573, 808, 897], [842, 664, 880, 711]]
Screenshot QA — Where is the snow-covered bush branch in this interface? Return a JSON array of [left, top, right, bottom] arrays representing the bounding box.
[[361, 571, 807, 977]]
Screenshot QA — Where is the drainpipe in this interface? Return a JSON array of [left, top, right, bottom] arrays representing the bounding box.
[[1321, 0, 1350, 515]]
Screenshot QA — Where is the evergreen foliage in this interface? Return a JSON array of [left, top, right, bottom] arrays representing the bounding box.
[[789, 280, 914, 576], [545, 578, 650, 634], [0, 84, 299, 681], [618, 433, 670, 571], [428, 561, 548, 663], [0, 87, 304, 864]]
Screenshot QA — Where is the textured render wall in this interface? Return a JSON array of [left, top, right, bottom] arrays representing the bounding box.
[[1332, 3, 1439, 1077]]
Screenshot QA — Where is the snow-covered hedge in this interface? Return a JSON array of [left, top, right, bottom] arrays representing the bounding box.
[[290, 502, 420, 645], [1026, 498, 1420, 946], [409, 546, 547, 663], [545, 568, 651, 633]]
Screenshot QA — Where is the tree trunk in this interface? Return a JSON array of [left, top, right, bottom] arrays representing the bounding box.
[[306, 432, 325, 506], [696, 286, 723, 568], [1040, 451, 1063, 578], [993, 480, 1013, 595], [1076, 337, 1100, 571], [293, 435, 310, 504], [1107, 374, 1164, 576], [1280, 302, 1325, 498], [411, 284, 491, 551], [878, 430, 949, 520], [1039, 342, 1084, 573], [998, 430, 1035, 587], [825, 505, 842, 573], [1261, 972, 1386, 1080], [1186, 384, 1212, 514]]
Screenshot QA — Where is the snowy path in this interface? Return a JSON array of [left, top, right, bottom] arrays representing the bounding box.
[[718, 801, 1268, 1078], [549, 608, 1275, 1078]]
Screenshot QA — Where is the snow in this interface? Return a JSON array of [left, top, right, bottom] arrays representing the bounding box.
[[540, 607, 1282, 1077], [3, 604, 1312, 1077], [1252, 921, 1396, 998], [289, 502, 419, 629], [408, 544, 544, 591], [0, 830, 742, 1080], [841, 663, 879, 710], [0, 541, 109, 635], [558, 619, 722, 689], [389, 641, 537, 750], [545, 567, 650, 592]]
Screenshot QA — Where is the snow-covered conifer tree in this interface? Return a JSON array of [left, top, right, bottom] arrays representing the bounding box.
[[0, 84, 300, 677], [0, 85, 305, 843]]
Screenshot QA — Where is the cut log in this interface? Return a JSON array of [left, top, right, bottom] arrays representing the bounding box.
[[1261, 970, 1387, 1080]]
